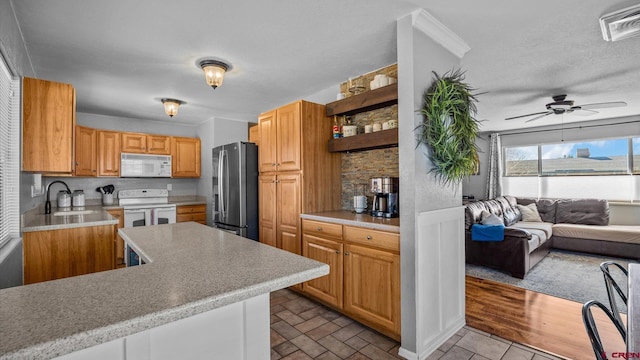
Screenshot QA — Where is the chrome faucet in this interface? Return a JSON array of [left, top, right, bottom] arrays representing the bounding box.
[[45, 180, 71, 214]]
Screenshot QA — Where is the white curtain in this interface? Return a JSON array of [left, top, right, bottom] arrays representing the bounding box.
[[485, 133, 502, 199]]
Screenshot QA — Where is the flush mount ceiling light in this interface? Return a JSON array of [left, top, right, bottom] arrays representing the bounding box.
[[198, 59, 230, 89], [600, 4, 640, 41], [161, 98, 185, 117]]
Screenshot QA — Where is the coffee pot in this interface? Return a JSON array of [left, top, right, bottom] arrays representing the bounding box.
[[370, 177, 399, 218]]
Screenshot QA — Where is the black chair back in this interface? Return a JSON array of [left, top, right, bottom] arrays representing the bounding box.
[[582, 300, 627, 360], [600, 261, 628, 331]]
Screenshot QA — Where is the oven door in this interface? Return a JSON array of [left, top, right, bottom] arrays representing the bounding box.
[[152, 205, 176, 225], [124, 208, 151, 228]]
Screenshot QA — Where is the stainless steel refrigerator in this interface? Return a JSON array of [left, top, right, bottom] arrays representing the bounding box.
[[212, 141, 258, 240]]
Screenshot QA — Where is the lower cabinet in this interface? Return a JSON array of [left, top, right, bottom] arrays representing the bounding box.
[[23, 225, 115, 285], [301, 219, 401, 340], [176, 204, 207, 224], [106, 208, 125, 268]]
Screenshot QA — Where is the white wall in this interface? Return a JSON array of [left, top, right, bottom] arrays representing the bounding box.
[[77, 112, 198, 137], [397, 10, 464, 357], [196, 117, 250, 226]]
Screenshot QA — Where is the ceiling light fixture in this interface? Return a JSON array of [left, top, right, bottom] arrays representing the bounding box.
[[161, 98, 184, 117], [198, 59, 230, 89]]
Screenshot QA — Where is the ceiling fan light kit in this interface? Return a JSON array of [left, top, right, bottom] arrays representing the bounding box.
[[600, 4, 640, 41]]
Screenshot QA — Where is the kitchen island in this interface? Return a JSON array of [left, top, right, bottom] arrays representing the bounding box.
[[0, 222, 328, 359]]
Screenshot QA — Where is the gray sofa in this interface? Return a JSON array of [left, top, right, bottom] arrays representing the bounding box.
[[465, 195, 640, 278]]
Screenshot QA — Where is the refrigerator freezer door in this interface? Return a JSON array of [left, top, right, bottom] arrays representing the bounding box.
[[214, 222, 249, 238]]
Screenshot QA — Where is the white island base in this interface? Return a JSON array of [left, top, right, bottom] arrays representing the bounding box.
[[57, 293, 269, 360]]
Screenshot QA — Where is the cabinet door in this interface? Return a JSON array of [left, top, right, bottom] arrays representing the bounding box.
[[147, 135, 171, 155], [98, 131, 121, 176], [276, 102, 301, 172], [106, 208, 125, 268], [121, 132, 147, 153], [22, 77, 75, 173], [69, 226, 114, 277], [258, 175, 277, 247], [302, 234, 343, 308], [74, 125, 97, 176], [248, 125, 259, 146], [277, 173, 301, 254], [171, 137, 201, 178], [344, 244, 400, 335], [258, 110, 277, 172]]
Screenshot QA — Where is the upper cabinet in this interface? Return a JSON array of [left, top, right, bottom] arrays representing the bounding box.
[[121, 132, 170, 155], [22, 77, 76, 174], [98, 130, 121, 177], [74, 125, 97, 177], [258, 102, 301, 172], [171, 136, 201, 178]]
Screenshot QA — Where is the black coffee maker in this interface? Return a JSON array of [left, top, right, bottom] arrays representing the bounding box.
[[370, 177, 399, 218]]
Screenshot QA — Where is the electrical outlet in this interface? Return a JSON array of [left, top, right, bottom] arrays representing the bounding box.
[[167, 183, 172, 191], [31, 185, 44, 197]]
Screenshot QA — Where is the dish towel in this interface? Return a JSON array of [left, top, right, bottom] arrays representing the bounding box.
[[471, 224, 505, 241]]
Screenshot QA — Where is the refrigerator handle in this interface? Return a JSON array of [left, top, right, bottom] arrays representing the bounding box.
[[218, 149, 226, 218]]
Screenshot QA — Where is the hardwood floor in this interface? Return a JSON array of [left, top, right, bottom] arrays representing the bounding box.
[[466, 276, 626, 360]]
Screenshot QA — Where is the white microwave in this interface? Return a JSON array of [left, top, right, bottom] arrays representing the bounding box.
[[120, 153, 172, 177]]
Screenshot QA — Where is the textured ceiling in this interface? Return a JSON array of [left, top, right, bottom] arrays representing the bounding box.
[[10, 0, 640, 131]]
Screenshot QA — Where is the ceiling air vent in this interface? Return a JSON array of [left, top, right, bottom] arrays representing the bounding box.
[[600, 4, 640, 41]]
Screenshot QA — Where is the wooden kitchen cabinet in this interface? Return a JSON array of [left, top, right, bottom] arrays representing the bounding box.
[[248, 124, 259, 146], [171, 136, 201, 178], [98, 130, 121, 176], [22, 77, 76, 174], [106, 208, 125, 268], [23, 225, 114, 284], [258, 102, 301, 173], [121, 132, 170, 155], [176, 204, 207, 224], [74, 125, 97, 176], [299, 219, 401, 340], [302, 220, 344, 308], [257, 100, 340, 260]]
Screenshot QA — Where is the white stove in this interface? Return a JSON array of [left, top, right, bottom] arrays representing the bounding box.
[[119, 189, 176, 228]]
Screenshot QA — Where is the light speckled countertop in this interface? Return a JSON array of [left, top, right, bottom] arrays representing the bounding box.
[[301, 210, 400, 233], [21, 196, 208, 232], [0, 222, 328, 359], [21, 205, 119, 232]]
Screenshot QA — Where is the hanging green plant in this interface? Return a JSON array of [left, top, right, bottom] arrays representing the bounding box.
[[417, 69, 481, 186]]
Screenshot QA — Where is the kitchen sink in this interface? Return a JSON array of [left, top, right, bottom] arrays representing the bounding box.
[[53, 210, 98, 216]]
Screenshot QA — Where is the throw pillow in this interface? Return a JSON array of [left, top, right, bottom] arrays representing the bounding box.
[[517, 203, 543, 222], [481, 213, 504, 225]]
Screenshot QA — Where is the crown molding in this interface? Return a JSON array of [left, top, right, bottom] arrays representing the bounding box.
[[411, 9, 470, 59]]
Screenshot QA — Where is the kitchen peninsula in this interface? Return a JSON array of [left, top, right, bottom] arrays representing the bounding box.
[[0, 222, 328, 359]]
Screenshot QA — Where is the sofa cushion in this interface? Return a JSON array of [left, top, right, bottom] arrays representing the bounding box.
[[496, 196, 520, 226], [465, 201, 488, 230], [518, 203, 543, 222], [555, 199, 609, 225], [510, 221, 554, 239], [535, 198, 558, 223], [552, 223, 640, 245], [482, 213, 504, 225]]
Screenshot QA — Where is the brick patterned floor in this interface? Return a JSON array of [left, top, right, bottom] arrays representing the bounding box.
[[270, 289, 565, 360]]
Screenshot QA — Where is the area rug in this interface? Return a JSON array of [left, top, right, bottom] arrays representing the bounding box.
[[465, 249, 637, 312]]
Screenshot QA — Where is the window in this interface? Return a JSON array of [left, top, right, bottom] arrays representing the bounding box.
[[504, 146, 538, 176], [0, 56, 19, 249], [504, 138, 636, 177], [541, 139, 629, 176]]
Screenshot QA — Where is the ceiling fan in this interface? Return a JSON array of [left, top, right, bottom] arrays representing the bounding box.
[[505, 95, 627, 122]]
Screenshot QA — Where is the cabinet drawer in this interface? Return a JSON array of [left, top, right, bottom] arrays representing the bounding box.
[[343, 226, 399, 252], [302, 219, 342, 240], [177, 204, 206, 214], [177, 213, 207, 223]]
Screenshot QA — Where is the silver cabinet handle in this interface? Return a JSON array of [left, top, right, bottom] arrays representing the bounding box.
[[335, 250, 340, 254], [366, 235, 372, 240], [345, 252, 350, 256], [317, 227, 322, 231]]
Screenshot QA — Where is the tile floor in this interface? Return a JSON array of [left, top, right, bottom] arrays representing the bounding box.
[[270, 289, 565, 360]]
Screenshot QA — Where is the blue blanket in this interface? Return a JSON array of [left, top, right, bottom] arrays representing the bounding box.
[[471, 224, 505, 241]]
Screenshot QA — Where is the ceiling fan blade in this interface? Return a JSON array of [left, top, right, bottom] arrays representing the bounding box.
[[578, 101, 627, 110], [572, 109, 599, 116], [525, 112, 554, 123], [505, 111, 551, 120]]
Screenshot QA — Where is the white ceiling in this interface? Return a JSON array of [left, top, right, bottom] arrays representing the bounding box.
[[11, 0, 640, 131]]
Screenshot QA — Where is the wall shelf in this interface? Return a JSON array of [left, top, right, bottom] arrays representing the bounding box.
[[328, 128, 398, 153], [326, 83, 398, 117]]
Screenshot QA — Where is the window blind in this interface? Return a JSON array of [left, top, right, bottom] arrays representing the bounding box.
[[0, 56, 19, 249]]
